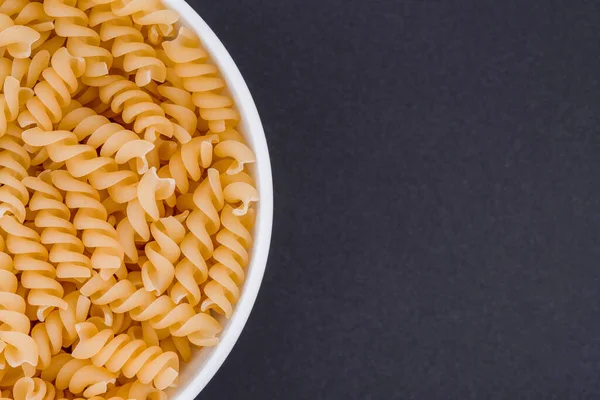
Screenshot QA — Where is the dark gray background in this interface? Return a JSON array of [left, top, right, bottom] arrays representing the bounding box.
[[191, 0, 600, 399]]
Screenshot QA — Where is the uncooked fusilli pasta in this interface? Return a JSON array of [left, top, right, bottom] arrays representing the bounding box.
[[0, 0, 259, 398]]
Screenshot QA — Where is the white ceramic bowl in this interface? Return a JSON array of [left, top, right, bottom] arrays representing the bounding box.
[[162, 1, 273, 398]]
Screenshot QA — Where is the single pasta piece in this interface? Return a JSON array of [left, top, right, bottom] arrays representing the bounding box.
[[23, 171, 93, 281], [0, 235, 38, 370], [40, 353, 117, 399], [49, 170, 126, 281], [166, 170, 224, 306], [94, 4, 167, 87], [162, 27, 238, 133], [44, 0, 113, 78], [157, 84, 197, 144], [73, 320, 179, 390], [0, 125, 32, 223], [110, 0, 179, 46], [141, 215, 186, 296], [201, 204, 255, 318], [95, 74, 174, 142], [0, 215, 67, 321], [214, 129, 257, 175]]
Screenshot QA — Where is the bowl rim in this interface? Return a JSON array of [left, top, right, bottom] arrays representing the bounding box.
[[163, 1, 274, 398]]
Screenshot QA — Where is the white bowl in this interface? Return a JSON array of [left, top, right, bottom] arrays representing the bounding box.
[[162, 1, 273, 398]]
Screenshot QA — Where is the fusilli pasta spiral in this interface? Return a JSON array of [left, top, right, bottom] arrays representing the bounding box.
[[23, 171, 93, 281], [0, 127, 31, 223], [73, 321, 179, 390], [110, 0, 178, 46], [141, 215, 185, 296], [0, 235, 37, 369], [95, 6, 166, 87], [162, 27, 238, 133], [49, 170, 125, 281], [44, 0, 112, 77], [95, 74, 174, 142], [201, 204, 255, 318], [40, 353, 116, 398], [0, 215, 67, 321]]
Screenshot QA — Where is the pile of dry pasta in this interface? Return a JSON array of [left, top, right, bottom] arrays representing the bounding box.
[[0, 0, 259, 398]]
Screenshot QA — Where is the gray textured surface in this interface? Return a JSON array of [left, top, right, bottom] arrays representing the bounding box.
[[191, 0, 600, 399]]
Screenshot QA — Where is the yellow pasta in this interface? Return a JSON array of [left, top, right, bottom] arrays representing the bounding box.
[[0, 127, 32, 222], [20, 47, 85, 131], [0, 77, 33, 137], [44, 0, 113, 78], [110, 0, 178, 46], [96, 74, 174, 141], [41, 353, 116, 398], [141, 215, 185, 296], [13, 377, 56, 400], [73, 321, 179, 390], [23, 171, 93, 281], [0, 0, 259, 396], [157, 133, 218, 195], [96, 7, 167, 87], [201, 204, 256, 318], [104, 380, 166, 400], [0, 235, 37, 369], [50, 170, 125, 281], [0, 215, 67, 321], [80, 273, 222, 347], [31, 291, 91, 369], [0, 0, 29, 17], [0, 13, 40, 59], [1, 51, 50, 90], [162, 27, 238, 133], [58, 102, 155, 174]]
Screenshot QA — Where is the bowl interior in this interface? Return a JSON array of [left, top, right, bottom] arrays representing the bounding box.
[[162, 1, 273, 398]]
